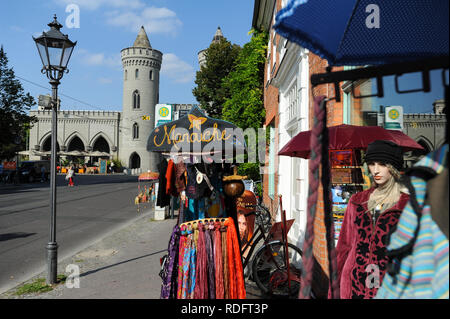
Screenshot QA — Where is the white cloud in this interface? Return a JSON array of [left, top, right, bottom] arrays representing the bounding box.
[[77, 49, 121, 68], [54, 0, 144, 11], [161, 53, 195, 84], [105, 7, 182, 36], [53, 0, 182, 36]]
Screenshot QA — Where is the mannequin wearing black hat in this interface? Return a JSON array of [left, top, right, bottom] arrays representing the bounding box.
[[332, 140, 410, 299]]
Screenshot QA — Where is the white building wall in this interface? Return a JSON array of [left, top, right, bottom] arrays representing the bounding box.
[[273, 41, 309, 251], [28, 110, 120, 161]]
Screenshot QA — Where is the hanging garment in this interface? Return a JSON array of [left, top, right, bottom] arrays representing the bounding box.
[[175, 160, 187, 193], [157, 158, 171, 207], [194, 222, 208, 299], [221, 223, 229, 299], [189, 222, 199, 299], [214, 221, 225, 299], [376, 144, 449, 299], [185, 198, 206, 222], [185, 164, 210, 199], [185, 164, 201, 199], [160, 225, 180, 299], [205, 221, 216, 299], [165, 159, 177, 196], [177, 225, 188, 299], [180, 225, 194, 299], [206, 190, 224, 218], [224, 217, 246, 299]]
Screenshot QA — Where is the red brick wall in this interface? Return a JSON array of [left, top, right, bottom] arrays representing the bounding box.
[[308, 52, 344, 285], [262, 0, 282, 215]]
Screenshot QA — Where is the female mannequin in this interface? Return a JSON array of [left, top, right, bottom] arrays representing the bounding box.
[[333, 140, 410, 299]]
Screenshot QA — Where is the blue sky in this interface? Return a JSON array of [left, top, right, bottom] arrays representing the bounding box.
[[0, 0, 446, 114], [0, 0, 254, 112]]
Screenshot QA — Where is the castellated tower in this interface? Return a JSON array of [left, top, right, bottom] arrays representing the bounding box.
[[119, 26, 162, 173]]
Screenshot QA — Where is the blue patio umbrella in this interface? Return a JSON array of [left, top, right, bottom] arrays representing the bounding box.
[[274, 0, 449, 66]]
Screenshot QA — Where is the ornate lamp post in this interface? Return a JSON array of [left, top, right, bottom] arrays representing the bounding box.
[[33, 15, 76, 284]]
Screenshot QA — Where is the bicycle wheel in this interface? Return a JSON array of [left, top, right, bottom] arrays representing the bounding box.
[[252, 241, 303, 298]]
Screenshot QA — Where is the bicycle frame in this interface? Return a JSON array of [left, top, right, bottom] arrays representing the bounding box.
[[241, 212, 270, 270]]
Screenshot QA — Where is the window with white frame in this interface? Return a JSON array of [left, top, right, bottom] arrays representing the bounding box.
[[268, 125, 276, 199], [286, 82, 299, 123]]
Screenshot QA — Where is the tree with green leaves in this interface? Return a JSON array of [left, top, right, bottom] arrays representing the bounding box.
[[222, 30, 268, 181], [0, 46, 36, 160], [222, 30, 268, 130], [192, 38, 241, 119]]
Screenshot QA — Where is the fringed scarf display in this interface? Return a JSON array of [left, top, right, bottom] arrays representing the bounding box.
[[177, 225, 189, 299], [205, 221, 216, 299], [214, 221, 224, 299], [224, 217, 246, 299], [165, 218, 245, 299], [194, 222, 208, 299], [221, 223, 229, 299]]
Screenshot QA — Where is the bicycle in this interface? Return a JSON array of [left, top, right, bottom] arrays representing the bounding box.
[[240, 195, 303, 298]]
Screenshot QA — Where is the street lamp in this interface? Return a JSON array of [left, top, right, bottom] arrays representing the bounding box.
[[33, 15, 76, 284]]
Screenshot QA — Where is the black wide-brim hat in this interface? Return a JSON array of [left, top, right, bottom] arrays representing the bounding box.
[[364, 140, 404, 170]]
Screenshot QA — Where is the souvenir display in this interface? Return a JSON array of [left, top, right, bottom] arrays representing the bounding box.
[[152, 106, 248, 299], [330, 150, 366, 243]]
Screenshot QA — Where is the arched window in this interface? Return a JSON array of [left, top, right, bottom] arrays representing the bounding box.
[[135, 68, 139, 79], [149, 70, 153, 80], [124, 70, 127, 81], [133, 123, 139, 139], [133, 90, 140, 109]]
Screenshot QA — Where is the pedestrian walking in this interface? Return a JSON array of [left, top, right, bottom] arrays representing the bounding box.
[[40, 165, 46, 182], [332, 140, 410, 299], [66, 165, 75, 187]]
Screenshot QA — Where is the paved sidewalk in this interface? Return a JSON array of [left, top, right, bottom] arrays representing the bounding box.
[[0, 211, 263, 299]]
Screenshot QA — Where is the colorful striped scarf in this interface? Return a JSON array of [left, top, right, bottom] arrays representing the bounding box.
[[376, 144, 449, 299], [176, 225, 188, 299], [214, 221, 224, 299], [194, 222, 208, 298], [188, 222, 199, 299]]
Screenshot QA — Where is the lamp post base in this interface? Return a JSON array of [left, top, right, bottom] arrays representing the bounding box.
[[46, 241, 58, 284]]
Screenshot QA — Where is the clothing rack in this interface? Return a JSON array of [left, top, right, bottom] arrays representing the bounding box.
[[179, 217, 227, 228]]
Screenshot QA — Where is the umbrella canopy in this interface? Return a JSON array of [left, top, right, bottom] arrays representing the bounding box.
[[274, 0, 449, 66], [147, 105, 246, 157], [138, 171, 159, 181], [278, 124, 424, 158], [88, 151, 110, 157]]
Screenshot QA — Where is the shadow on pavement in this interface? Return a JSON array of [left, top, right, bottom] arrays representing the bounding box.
[[79, 249, 167, 278], [0, 232, 37, 242]]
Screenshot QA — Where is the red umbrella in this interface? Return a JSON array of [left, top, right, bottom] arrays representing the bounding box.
[[278, 124, 424, 158]]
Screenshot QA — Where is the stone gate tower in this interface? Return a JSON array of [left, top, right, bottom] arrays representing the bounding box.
[[120, 26, 162, 173]]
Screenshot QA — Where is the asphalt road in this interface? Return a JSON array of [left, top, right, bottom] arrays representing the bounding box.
[[0, 174, 145, 294]]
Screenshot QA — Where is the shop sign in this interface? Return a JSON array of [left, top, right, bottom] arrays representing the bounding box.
[[148, 106, 246, 155], [384, 106, 403, 131], [155, 104, 172, 127]]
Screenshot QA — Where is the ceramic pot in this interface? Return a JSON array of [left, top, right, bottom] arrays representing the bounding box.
[[223, 180, 245, 198]]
